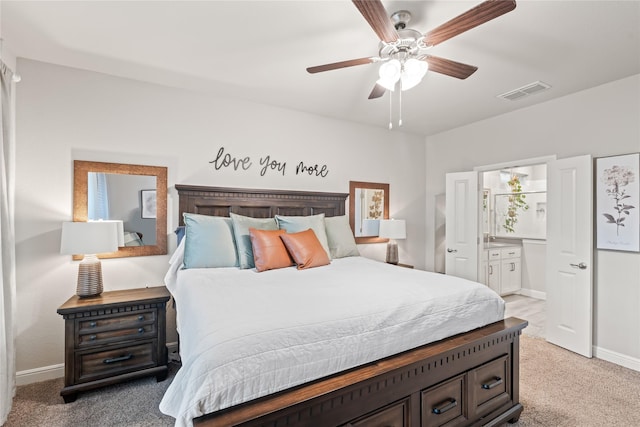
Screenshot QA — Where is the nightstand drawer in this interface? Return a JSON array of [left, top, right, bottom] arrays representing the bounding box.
[[77, 309, 157, 347], [76, 341, 157, 384]]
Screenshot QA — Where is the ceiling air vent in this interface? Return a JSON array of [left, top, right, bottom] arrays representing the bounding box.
[[498, 81, 551, 101]]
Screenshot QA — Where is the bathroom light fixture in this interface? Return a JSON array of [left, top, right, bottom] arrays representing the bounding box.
[[379, 219, 406, 264]]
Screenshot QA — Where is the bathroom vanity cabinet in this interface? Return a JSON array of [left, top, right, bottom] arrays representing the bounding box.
[[483, 246, 522, 296]]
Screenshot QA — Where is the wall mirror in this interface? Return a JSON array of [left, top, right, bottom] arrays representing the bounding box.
[[349, 181, 389, 244], [73, 160, 168, 259]]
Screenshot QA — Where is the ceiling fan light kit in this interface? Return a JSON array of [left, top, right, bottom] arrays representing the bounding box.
[[307, 0, 517, 128]]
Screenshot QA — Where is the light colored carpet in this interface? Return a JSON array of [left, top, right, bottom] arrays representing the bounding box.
[[513, 335, 640, 426], [5, 336, 640, 426]]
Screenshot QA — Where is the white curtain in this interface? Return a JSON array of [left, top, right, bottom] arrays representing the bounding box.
[[88, 172, 110, 220], [0, 60, 17, 424]]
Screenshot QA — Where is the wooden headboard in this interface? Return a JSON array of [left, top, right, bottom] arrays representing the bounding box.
[[175, 185, 349, 226]]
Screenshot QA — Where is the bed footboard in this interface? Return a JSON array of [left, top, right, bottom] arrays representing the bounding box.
[[194, 317, 527, 427]]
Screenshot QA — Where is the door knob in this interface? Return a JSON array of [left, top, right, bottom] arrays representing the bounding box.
[[447, 248, 457, 253], [569, 262, 587, 270]]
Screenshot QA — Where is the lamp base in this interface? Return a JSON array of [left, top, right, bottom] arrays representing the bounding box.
[[385, 240, 399, 265], [76, 255, 103, 298]]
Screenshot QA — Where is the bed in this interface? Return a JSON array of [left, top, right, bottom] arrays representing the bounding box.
[[160, 185, 527, 427]]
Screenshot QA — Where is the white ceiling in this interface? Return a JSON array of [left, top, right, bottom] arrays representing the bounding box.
[[3, 1, 639, 136]]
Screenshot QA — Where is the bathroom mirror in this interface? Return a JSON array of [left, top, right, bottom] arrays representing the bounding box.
[[73, 160, 168, 259], [349, 181, 389, 244]]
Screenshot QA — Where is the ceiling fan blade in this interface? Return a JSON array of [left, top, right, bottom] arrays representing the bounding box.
[[352, 0, 399, 43], [424, 55, 478, 79], [424, 0, 516, 47], [368, 84, 386, 99], [307, 57, 377, 74]]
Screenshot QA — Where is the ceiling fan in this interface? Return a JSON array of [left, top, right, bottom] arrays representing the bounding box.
[[307, 0, 517, 99]]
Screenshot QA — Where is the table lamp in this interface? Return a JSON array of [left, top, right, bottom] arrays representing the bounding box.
[[60, 221, 119, 297], [379, 219, 406, 264]]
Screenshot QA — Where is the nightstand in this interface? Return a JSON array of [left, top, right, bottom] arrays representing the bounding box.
[[393, 263, 414, 269], [57, 286, 171, 403]]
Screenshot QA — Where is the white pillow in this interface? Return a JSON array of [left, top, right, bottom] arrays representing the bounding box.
[[275, 213, 331, 258], [324, 215, 360, 258]]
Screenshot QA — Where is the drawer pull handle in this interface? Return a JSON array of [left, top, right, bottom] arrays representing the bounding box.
[[103, 354, 133, 364], [138, 315, 144, 321], [447, 248, 457, 253], [481, 376, 503, 390], [89, 321, 97, 328], [89, 335, 97, 341], [432, 398, 457, 415], [138, 327, 145, 334]]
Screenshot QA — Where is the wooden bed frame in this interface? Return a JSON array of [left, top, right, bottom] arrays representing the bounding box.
[[175, 184, 528, 427]]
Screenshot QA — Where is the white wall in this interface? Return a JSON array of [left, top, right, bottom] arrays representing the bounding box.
[[425, 74, 640, 367], [14, 58, 426, 377]]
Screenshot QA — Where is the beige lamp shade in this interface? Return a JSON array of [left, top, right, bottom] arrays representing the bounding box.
[[60, 221, 120, 255], [379, 219, 406, 240]]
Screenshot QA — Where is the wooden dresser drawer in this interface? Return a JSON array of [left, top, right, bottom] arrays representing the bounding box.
[[346, 398, 409, 427], [468, 355, 511, 419], [421, 374, 467, 427], [76, 341, 157, 383], [76, 309, 157, 347]]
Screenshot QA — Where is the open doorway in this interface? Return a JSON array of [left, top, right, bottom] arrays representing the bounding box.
[[444, 155, 594, 356], [480, 163, 547, 338]]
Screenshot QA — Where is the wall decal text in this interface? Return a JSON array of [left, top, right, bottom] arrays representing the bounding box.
[[209, 146, 329, 178]]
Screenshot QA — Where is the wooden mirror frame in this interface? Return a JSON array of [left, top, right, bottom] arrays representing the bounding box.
[[349, 181, 389, 244], [73, 160, 168, 259]]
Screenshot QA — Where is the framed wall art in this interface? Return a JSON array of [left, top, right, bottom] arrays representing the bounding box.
[[596, 153, 639, 252], [141, 189, 157, 219]]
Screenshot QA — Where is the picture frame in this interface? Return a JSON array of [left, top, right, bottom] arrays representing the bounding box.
[[141, 189, 157, 219], [596, 153, 639, 252], [348, 181, 389, 244]]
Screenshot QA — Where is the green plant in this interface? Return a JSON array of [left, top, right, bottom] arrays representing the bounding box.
[[503, 175, 529, 233]]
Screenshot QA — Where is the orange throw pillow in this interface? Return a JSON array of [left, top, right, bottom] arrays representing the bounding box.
[[280, 229, 331, 270], [249, 228, 293, 272]]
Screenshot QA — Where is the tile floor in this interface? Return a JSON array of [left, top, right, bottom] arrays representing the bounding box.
[[503, 294, 546, 338]]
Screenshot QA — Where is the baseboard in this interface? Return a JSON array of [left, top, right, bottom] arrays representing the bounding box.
[[17, 342, 181, 386], [594, 346, 640, 372], [517, 288, 546, 300], [16, 363, 64, 386]]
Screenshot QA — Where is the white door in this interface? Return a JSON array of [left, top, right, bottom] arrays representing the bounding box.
[[445, 171, 479, 281], [546, 155, 593, 357]]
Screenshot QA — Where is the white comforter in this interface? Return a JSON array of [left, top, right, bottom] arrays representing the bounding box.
[[159, 255, 504, 427]]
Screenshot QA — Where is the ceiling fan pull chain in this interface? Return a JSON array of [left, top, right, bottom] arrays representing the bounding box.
[[388, 88, 393, 130], [398, 87, 403, 127]]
